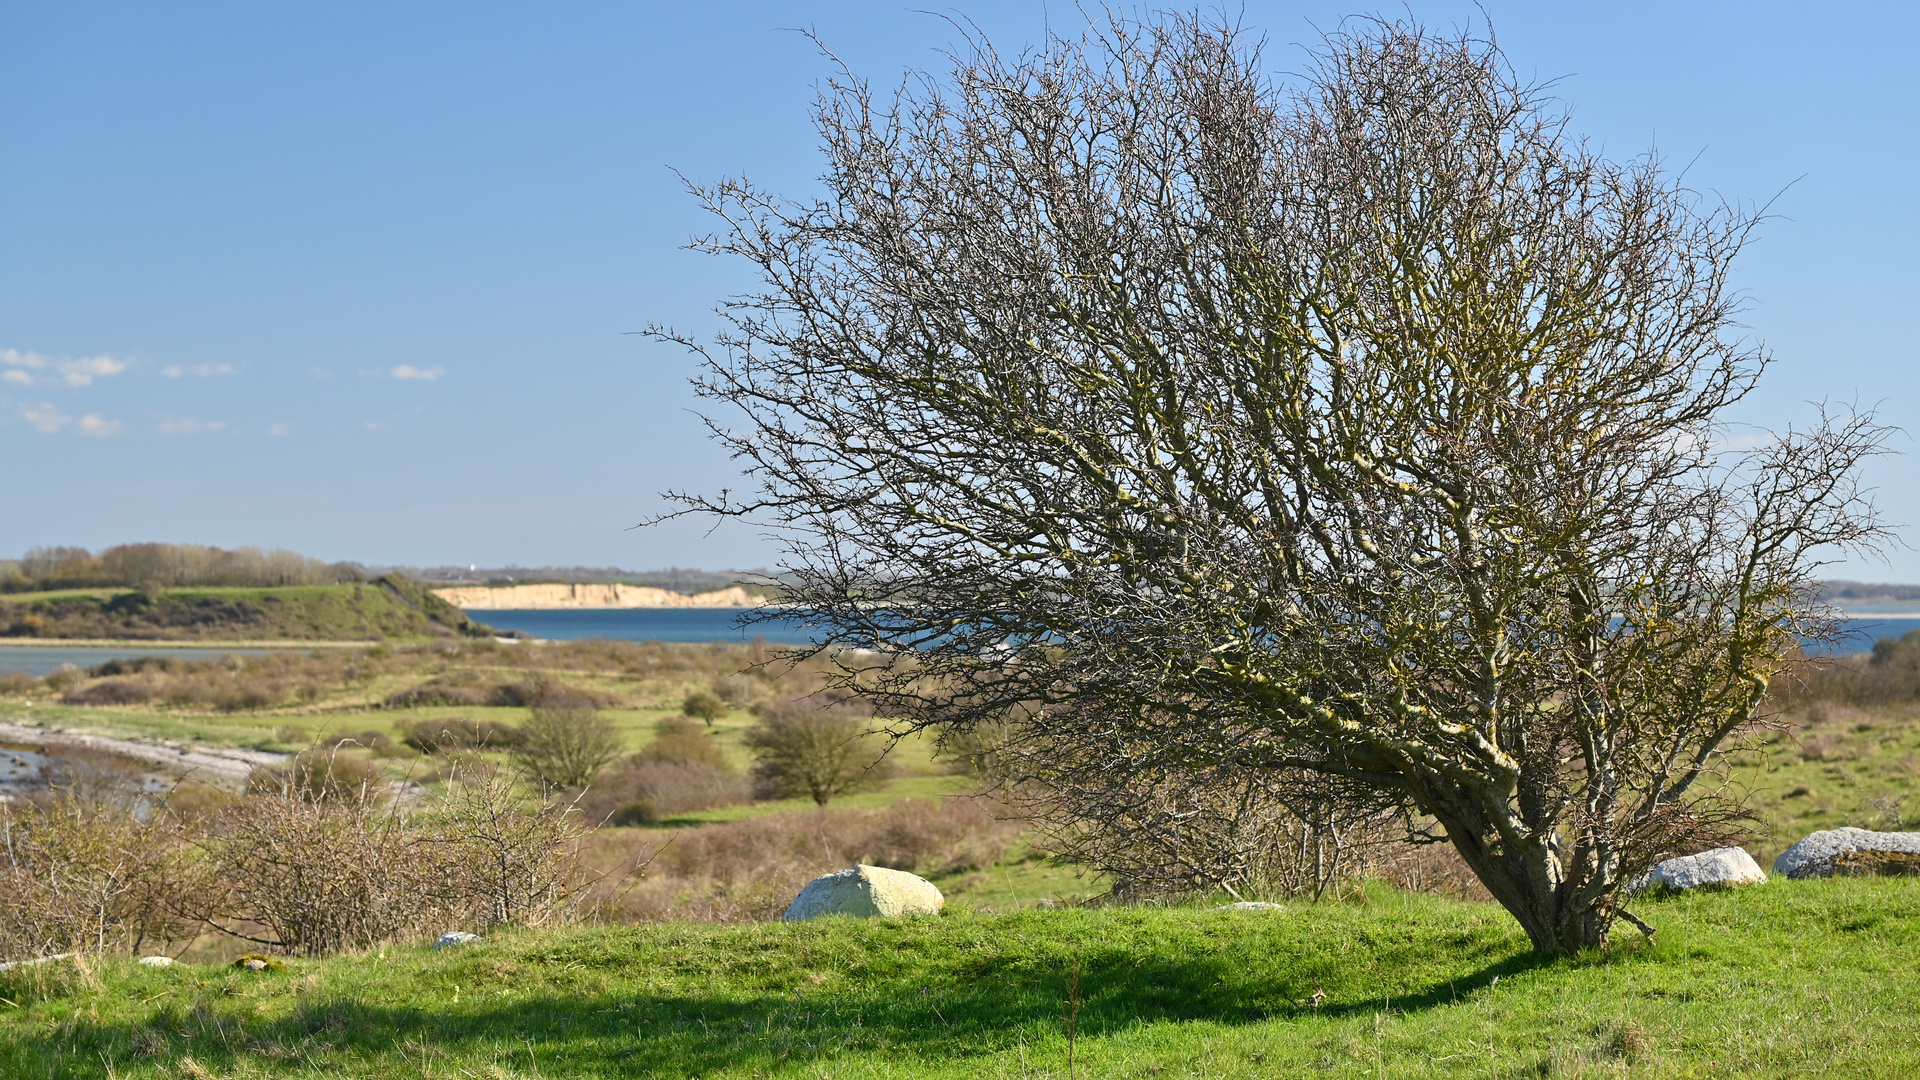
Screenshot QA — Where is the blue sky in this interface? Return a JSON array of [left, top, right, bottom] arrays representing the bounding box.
[[4, 2, 1917, 579]]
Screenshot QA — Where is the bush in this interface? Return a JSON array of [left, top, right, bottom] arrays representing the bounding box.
[[0, 790, 191, 960], [581, 761, 752, 826], [0, 670, 43, 697], [250, 749, 385, 800], [517, 702, 623, 790], [42, 665, 85, 694], [402, 716, 527, 753], [744, 697, 895, 805], [61, 679, 156, 706], [581, 797, 1019, 922], [636, 717, 732, 771], [681, 689, 726, 723]]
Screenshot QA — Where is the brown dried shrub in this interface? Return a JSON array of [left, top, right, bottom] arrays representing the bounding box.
[[581, 762, 751, 826], [401, 716, 526, 753], [583, 796, 1018, 923], [62, 679, 157, 706], [0, 670, 41, 696], [0, 791, 192, 962]]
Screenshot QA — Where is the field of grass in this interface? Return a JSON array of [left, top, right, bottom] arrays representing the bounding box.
[[2, 878, 1915, 1079]]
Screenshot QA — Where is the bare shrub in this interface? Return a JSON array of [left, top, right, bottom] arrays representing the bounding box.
[[42, 665, 84, 694], [744, 697, 894, 805], [62, 679, 158, 706], [636, 717, 732, 770], [402, 715, 526, 753], [581, 762, 751, 826], [711, 674, 761, 708], [584, 797, 1018, 922], [0, 791, 190, 961], [275, 725, 312, 745], [196, 771, 588, 955], [0, 670, 41, 697], [517, 700, 623, 790], [249, 749, 384, 800]]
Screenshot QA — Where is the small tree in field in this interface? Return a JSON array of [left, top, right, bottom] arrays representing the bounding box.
[[744, 699, 891, 806], [657, 15, 1889, 952], [517, 695, 623, 790]]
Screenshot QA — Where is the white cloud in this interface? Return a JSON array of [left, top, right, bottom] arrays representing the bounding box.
[[78, 413, 123, 436], [267, 422, 294, 437], [19, 403, 70, 433], [1, 348, 132, 387], [158, 415, 227, 435], [61, 356, 130, 386], [389, 365, 444, 381], [160, 363, 236, 378]]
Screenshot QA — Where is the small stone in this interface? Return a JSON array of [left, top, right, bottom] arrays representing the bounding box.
[[1217, 901, 1286, 911], [435, 932, 481, 949], [1774, 828, 1920, 879], [137, 956, 176, 968], [1644, 846, 1766, 890], [783, 865, 945, 921]]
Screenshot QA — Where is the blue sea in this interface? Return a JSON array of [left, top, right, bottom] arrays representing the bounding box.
[[2, 609, 1915, 677]]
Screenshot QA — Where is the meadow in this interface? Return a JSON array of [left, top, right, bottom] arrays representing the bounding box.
[[2, 636, 1917, 1077]]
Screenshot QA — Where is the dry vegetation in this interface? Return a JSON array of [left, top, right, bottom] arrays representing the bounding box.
[[2, 630, 1916, 968]]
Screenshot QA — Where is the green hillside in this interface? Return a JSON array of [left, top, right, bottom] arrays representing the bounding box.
[[4, 879, 1917, 1078], [0, 575, 493, 642]]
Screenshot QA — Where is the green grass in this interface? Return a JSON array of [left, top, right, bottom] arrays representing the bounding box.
[[0, 581, 485, 642], [3, 879, 1915, 1078]]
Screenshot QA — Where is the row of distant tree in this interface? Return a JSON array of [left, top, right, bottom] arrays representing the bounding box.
[[0, 544, 363, 593], [375, 564, 782, 596], [0, 544, 783, 596]]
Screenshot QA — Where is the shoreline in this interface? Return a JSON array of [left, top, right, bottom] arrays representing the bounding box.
[[0, 718, 289, 789]]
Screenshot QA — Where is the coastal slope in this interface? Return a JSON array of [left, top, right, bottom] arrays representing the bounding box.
[[432, 582, 759, 609]]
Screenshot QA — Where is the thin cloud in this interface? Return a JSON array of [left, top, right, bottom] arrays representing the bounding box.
[[160, 363, 236, 378], [158, 415, 228, 435], [78, 413, 123, 436], [19, 402, 71, 433], [267, 422, 294, 437], [389, 365, 444, 381], [2, 347, 132, 387]]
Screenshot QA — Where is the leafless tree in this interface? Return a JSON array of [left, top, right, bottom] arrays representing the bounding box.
[[655, 13, 1890, 952], [744, 697, 893, 805]]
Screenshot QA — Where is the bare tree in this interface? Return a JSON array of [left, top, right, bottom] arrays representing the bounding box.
[[744, 698, 892, 806], [657, 14, 1890, 952], [517, 695, 623, 791]]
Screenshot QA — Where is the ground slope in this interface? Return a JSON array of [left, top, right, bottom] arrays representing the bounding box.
[[3, 879, 1915, 1078], [0, 575, 494, 642]]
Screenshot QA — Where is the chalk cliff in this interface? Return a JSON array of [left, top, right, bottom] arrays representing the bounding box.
[[431, 583, 760, 610]]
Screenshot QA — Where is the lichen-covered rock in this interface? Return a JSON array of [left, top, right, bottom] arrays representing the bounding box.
[[137, 956, 177, 968], [1646, 846, 1766, 890], [435, 931, 481, 949], [1773, 828, 1920, 879], [1217, 901, 1286, 911], [783, 865, 945, 921]]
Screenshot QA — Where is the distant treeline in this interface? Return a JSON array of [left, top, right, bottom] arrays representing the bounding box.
[[371, 564, 783, 596], [1, 544, 363, 593], [1817, 581, 1920, 603]]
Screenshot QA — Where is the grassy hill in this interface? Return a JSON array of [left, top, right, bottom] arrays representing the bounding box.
[[3, 879, 1917, 1078], [0, 575, 493, 642]]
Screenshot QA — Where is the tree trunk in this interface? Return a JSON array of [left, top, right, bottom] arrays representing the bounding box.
[[1431, 812, 1613, 955]]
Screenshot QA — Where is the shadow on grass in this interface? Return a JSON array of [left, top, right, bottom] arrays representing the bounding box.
[[0, 943, 1557, 1078]]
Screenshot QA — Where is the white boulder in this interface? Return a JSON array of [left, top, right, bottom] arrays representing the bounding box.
[[137, 955, 177, 968], [1645, 846, 1766, 890], [1773, 828, 1920, 879], [1217, 901, 1286, 911], [783, 865, 945, 921], [434, 932, 481, 949]]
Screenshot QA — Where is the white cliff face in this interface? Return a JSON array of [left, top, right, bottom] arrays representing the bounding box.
[[431, 583, 761, 610]]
